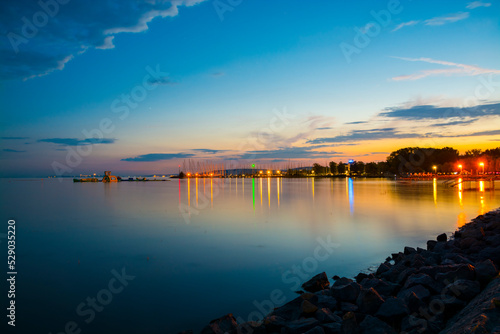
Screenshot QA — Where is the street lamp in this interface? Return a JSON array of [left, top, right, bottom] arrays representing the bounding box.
[[433, 166, 437, 175], [458, 164, 462, 174], [479, 162, 485, 174]]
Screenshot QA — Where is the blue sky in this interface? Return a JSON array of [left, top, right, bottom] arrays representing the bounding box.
[[1, 0, 499, 176]]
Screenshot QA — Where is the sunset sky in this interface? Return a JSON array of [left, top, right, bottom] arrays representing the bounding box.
[[1, 0, 500, 177]]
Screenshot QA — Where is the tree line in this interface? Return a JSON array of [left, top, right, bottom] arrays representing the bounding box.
[[310, 147, 500, 176]]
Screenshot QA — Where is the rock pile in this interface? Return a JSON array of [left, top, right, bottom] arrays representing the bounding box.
[[198, 209, 500, 334]]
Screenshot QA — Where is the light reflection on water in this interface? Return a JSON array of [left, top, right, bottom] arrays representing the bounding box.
[[0, 177, 498, 334]]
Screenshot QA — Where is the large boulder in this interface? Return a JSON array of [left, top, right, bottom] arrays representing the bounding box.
[[331, 282, 361, 303], [356, 288, 385, 314], [359, 315, 397, 334], [376, 297, 410, 319]]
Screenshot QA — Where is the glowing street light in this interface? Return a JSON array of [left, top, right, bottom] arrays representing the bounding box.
[[433, 166, 437, 175], [479, 162, 485, 174], [187, 173, 191, 177], [458, 164, 462, 174], [259, 170, 263, 174], [267, 170, 271, 175]]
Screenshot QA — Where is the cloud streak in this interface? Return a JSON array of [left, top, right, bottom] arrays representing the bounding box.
[[466, 1, 491, 9], [121, 153, 195, 162], [379, 102, 500, 120], [424, 12, 469, 26], [37, 138, 116, 146], [392, 20, 420, 32], [307, 128, 421, 144], [391, 57, 500, 81]]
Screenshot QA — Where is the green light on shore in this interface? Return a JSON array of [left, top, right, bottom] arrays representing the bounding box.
[[251, 164, 255, 168]]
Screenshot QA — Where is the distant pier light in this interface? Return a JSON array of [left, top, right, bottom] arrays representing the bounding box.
[[458, 164, 463, 174], [433, 166, 437, 175], [479, 162, 485, 174]]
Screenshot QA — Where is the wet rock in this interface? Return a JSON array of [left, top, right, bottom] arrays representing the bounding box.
[[303, 272, 330, 293], [236, 322, 266, 334], [354, 272, 372, 283], [397, 267, 417, 284], [376, 297, 410, 319], [269, 296, 303, 321], [404, 273, 443, 294], [356, 287, 384, 314], [437, 233, 447, 242], [331, 282, 361, 302], [201, 314, 238, 334], [262, 316, 287, 332], [376, 263, 391, 276], [332, 277, 353, 287], [359, 315, 396, 334], [475, 259, 498, 286]]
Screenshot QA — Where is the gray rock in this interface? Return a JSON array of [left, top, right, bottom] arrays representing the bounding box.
[[316, 295, 338, 311], [332, 277, 353, 287], [403, 273, 443, 294], [427, 240, 437, 251], [404, 246, 417, 255], [340, 312, 359, 334], [340, 301, 358, 312], [376, 263, 391, 275], [315, 308, 342, 323], [303, 272, 331, 293], [437, 233, 447, 242], [283, 318, 320, 334], [360, 278, 399, 297], [397, 284, 431, 302], [435, 264, 475, 284]]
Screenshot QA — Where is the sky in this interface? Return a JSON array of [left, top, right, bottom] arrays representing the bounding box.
[[1, 0, 499, 177]]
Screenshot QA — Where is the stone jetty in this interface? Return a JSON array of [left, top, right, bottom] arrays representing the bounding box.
[[197, 208, 500, 334]]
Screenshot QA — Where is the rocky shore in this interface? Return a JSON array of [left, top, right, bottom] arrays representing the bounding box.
[[197, 208, 500, 334]]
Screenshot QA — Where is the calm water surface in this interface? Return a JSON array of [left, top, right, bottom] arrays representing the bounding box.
[[0, 177, 498, 333]]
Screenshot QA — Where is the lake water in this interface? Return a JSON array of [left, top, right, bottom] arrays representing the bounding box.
[[1, 177, 498, 333]]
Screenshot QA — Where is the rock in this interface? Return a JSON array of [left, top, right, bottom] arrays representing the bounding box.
[[397, 267, 417, 284], [360, 278, 399, 297], [303, 272, 330, 293], [283, 318, 320, 334], [236, 322, 266, 334], [315, 308, 341, 323], [376, 263, 391, 276], [302, 299, 319, 315], [332, 277, 353, 287], [398, 284, 430, 302], [262, 316, 287, 332], [444, 279, 481, 302], [340, 302, 358, 312], [200, 314, 238, 334], [427, 240, 437, 251], [401, 315, 428, 333], [356, 288, 384, 314], [376, 297, 410, 319], [340, 312, 359, 334], [435, 264, 475, 284], [317, 295, 338, 311], [331, 282, 361, 302], [359, 315, 396, 334], [437, 233, 447, 242], [304, 326, 326, 334], [354, 273, 372, 283], [404, 246, 417, 255], [475, 259, 499, 286], [332, 275, 340, 280], [404, 273, 443, 294], [322, 322, 341, 334], [269, 296, 303, 321]]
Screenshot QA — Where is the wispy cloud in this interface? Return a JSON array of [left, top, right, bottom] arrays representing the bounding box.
[[379, 102, 500, 120], [391, 57, 500, 81], [392, 20, 420, 32], [359, 22, 376, 34], [148, 76, 178, 86], [37, 138, 116, 146], [466, 1, 491, 9], [345, 121, 368, 125], [316, 127, 332, 130], [424, 12, 469, 26], [429, 119, 478, 127], [211, 72, 225, 77], [191, 149, 226, 154], [307, 128, 421, 144], [2, 149, 26, 153], [121, 153, 195, 162], [238, 147, 341, 160]]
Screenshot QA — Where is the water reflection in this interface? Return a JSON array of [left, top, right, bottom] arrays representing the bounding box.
[[347, 177, 354, 215], [433, 178, 437, 205]]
